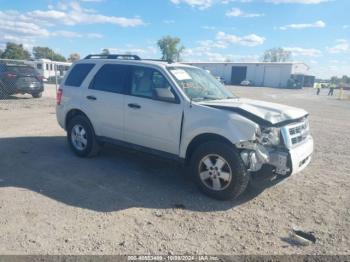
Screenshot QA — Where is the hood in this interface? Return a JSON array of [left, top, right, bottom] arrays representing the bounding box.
[[200, 98, 308, 127]]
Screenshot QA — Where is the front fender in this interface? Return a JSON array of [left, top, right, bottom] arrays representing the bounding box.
[[179, 104, 258, 158]]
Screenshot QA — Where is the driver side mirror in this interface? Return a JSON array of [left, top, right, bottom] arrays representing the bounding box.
[[153, 88, 176, 103]]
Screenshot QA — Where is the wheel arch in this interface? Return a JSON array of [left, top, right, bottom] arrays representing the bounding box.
[[184, 133, 236, 165], [65, 109, 91, 130]]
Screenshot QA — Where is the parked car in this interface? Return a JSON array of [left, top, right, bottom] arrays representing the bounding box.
[[56, 54, 314, 200], [0, 63, 44, 98], [240, 80, 252, 86]]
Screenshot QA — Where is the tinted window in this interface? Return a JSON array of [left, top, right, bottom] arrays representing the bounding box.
[[130, 67, 172, 98], [37, 64, 43, 70], [7, 66, 38, 75], [90, 64, 128, 94], [65, 63, 95, 87]]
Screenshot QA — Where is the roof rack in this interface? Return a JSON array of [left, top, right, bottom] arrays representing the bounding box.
[[143, 58, 173, 64], [84, 54, 141, 60]]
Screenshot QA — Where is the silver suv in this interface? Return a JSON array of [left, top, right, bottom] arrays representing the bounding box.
[[56, 54, 313, 200]]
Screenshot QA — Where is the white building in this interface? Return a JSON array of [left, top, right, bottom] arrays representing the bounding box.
[[184, 62, 315, 88]]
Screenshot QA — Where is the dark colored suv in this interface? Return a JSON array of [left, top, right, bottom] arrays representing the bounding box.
[[0, 63, 44, 98]]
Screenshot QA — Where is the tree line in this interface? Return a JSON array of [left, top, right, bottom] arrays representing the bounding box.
[[0, 42, 81, 62], [330, 75, 350, 85], [0, 38, 293, 64], [1, 38, 347, 83]]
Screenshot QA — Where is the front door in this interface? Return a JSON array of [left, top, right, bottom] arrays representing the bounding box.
[[124, 66, 183, 155]]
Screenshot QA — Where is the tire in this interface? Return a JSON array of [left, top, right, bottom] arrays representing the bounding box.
[[190, 141, 250, 200], [32, 92, 42, 98], [67, 115, 100, 158]]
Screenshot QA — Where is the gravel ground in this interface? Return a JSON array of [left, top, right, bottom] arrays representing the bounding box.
[[0, 85, 349, 255]]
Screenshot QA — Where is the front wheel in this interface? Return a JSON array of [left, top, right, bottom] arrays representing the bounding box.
[[190, 141, 250, 200], [67, 115, 100, 157]]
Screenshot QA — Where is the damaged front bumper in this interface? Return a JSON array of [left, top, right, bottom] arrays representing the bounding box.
[[238, 135, 313, 176]]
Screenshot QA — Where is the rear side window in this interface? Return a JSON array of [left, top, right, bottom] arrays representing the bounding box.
[[90, 64, 128, 94], [7, 66, 38, 75], [65, 63, 95, 87]]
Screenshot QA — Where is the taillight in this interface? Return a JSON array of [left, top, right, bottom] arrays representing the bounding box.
[[56, 89, 63, 105], [6, 73, 17, 79]]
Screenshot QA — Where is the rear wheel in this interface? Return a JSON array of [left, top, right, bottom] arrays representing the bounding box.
[[190, 141, 250, 200], [67, 115, 100, 157], [32, 92, 42, 98]]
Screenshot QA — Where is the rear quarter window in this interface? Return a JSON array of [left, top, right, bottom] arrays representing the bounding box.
[[7, 66, 38, 75], [65, 63, 95, 87]]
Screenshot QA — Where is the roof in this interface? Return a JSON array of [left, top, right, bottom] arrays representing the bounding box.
[[35, 59, 72, 65], [81, 54, 198, 68], [78, 56, 194, 69]]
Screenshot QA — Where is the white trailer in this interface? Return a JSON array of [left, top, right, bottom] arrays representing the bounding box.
[[29, 59, 72, 81]]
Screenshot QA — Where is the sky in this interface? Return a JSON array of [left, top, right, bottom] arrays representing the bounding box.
[[0, 0, 349, 78]]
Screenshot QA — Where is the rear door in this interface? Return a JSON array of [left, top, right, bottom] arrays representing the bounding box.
[[81, 63, 128, 141], [123, 66, 183, 155]]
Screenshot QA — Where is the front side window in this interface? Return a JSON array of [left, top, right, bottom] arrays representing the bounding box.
[[130, 67, 172, 98], [90, 64, 128, 94], [65, 63, 95, 87], [167, 66, 234, 102], [37, 64, 43, 70]]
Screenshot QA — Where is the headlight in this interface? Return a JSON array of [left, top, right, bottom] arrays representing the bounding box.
[[256, 127, 281, 146]]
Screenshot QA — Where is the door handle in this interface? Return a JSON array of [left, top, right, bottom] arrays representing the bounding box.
[[86, 95, 97, 101], [128, 103, 141, 109]]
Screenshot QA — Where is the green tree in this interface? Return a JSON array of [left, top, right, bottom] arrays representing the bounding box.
[[330, 76, 340, 85], [32, 46, 66, 62], [68, 53, 81, 62], [341, 75, 350, 84], [1, 42, 31, 60], [101, 48, 110, 55], [157, 36, 185, 62], [262, 48, 291, 62]]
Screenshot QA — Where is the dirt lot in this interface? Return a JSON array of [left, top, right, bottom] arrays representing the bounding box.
[[0, 85, 349, 255]]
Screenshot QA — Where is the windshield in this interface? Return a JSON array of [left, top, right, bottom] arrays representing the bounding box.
[[167, 66, 235, 102]]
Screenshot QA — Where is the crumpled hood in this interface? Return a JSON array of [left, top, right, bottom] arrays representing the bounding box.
[[200, 98, 308, 126]]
